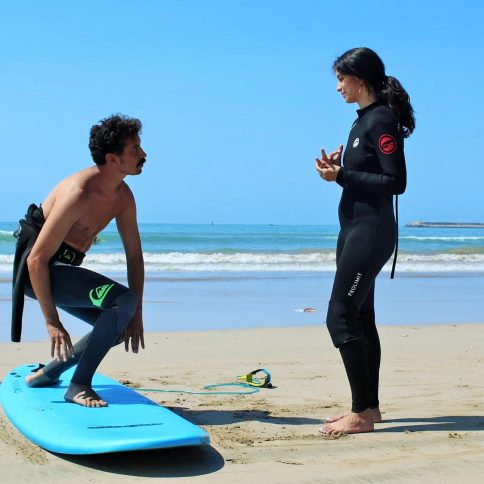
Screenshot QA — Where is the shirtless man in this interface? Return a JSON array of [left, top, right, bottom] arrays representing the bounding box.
[[21, 114, 146, 408]]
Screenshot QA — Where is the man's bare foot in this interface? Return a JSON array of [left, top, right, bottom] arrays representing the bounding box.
[[319, 409, 374, 435], [64, 383, 108, 408], [25, 367, 59, 388], [326, 407, 382, 423]]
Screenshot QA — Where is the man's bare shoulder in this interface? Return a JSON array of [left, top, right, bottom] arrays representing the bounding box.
[[119, 180, 135, 199], [60, 167, 99, 195], [115, 181, 137, 215], [43, 167, 97, 215]]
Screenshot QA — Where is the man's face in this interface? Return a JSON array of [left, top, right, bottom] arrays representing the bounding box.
[[117, 135, 147, 175]]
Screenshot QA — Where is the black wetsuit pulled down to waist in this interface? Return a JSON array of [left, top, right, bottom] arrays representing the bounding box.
[[12, 204, 138, 388], [11, 204, 86, 342], [325, 101, 407, 412]]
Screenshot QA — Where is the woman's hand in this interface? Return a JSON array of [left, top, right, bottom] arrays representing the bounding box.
[[315, 145, 343, 182]]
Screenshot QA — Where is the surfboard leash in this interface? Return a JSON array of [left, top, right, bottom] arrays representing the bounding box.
[[136, 369, 273, 396], [136, 383, 259, 396]]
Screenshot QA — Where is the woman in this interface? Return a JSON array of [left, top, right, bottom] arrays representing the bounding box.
[[315, 47, 415, 434]]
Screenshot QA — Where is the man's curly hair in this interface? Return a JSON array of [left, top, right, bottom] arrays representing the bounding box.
[[89, 114, 142, 165]]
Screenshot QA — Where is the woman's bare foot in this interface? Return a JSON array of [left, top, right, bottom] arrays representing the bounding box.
[[370, 407, 382, 422], [25, 367, 59, 387], [64, 383, 108, 408], [326, 407, 382, 423], [319, 409, 374, 435]]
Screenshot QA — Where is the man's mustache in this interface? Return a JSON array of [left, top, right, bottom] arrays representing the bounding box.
[[137, 158, 146, 167]]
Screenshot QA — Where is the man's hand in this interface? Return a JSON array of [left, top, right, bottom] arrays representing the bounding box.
[[46, 319, 75, 362], [315, 145, 343, 182], [123, 316, 145, 354]]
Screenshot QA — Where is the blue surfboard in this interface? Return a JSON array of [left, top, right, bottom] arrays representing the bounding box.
[[0, 364, 210, 454]]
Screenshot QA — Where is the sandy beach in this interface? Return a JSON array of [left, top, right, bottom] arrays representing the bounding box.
[[1, 323, 484, 483], [1, 0, 483, 481]]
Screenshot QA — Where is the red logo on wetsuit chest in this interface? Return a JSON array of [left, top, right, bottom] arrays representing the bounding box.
[[378, 134, 397, 154]]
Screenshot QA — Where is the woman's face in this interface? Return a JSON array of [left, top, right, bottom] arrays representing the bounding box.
[[335, 70, 363, 104]]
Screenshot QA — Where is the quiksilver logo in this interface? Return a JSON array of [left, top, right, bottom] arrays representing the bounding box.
[[89, 284, 114, 308], [348, 272, 362, 297], [353, 138, 359, 148], [61, 249, 75, 263]]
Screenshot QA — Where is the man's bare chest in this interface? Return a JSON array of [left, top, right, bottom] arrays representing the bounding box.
[[66, 198, 122, 250]]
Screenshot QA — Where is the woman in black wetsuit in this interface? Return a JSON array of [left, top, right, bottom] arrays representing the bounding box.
[[315, 47, 415, 434]]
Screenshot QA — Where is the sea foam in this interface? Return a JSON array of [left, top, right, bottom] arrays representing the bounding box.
[[2, 251, 484, 273]]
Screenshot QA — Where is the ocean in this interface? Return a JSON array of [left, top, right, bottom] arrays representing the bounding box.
[[1, 222, 483, 341], [1, 222, 483, 274]]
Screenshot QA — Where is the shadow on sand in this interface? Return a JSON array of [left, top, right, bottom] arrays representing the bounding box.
[[59, 444, 225, 478], [167, 406, 323, 426], [57, 407, 323, 477], [378, 415, 484, 433]]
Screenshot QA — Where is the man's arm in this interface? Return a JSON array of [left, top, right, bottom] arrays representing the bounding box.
[[116, 186, 145, 353], [27, 189, 85, 361]]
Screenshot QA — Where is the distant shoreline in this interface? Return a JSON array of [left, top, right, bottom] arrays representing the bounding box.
[[406, 221, 484, 228]]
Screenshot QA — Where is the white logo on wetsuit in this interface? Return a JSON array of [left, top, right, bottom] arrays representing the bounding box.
[[348, 272, 362, 297], [352, 138, 359, 148]]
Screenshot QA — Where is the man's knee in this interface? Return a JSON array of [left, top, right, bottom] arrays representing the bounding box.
[[108, 289, 138, 333]]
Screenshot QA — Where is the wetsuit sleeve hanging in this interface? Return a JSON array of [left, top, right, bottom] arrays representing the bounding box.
[[11, 204, 45, 342]]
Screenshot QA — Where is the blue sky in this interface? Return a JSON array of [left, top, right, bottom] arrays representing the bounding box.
[[1, 0, 482, 225]]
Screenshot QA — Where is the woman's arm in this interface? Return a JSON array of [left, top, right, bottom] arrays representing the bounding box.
[[336, 122, 406, 195]]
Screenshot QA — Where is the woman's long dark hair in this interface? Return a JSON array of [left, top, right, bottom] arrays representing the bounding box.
[[333, 47, 415, 138]]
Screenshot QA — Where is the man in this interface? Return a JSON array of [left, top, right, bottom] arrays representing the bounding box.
[[13, 114, 146, 408]]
